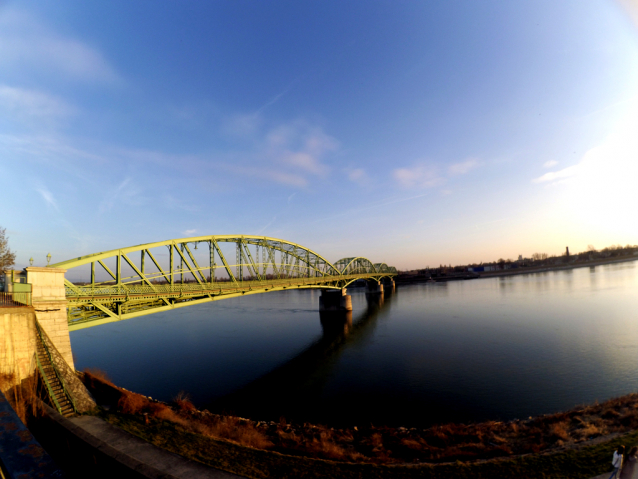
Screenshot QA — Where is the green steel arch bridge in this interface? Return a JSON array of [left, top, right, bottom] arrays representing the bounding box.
[[51, 235, 397, 331]]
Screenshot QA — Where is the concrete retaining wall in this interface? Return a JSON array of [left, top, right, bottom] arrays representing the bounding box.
[[0, 307, 37, 393]]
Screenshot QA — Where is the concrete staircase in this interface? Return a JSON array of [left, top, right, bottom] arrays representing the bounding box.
[[36, 334, 75, 417]]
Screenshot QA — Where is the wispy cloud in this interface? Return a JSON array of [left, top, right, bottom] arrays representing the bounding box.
[[312, 192, 431, 223], [257, 217, 277, 234], [393, 164, 443, 189], [281, 152, 328, 175], [448, 158, 479, 176], [543, 160, 558, 168], [255, 89, 289, 114], [163, 195, 199, 213], [345, 167, 370, 186], [221, 119, 338, 187], [0, 7, 121, 84], [0, 85, 77, 126], [532, 165, 580, 185], [98, 177, 137, 213], [36, 186, 59, 211], [222, 113, 262, 138], [183, 229, 197, 235]]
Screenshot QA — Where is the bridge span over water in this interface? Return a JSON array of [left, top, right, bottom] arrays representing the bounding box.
[[50, 235, 397, 331]]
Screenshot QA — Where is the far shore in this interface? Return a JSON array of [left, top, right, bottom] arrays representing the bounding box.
[[479, 255, 638, 279], [398, 255, 638, 284]]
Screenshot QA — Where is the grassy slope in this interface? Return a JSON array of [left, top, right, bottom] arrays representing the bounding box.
[[104, 412, 635, 479]]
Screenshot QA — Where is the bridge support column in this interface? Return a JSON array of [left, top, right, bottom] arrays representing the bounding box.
[[319, 289, 352, 312], [366, 282, 384, 294], [25, 267, 74, 370], [384, 279, 395, 293]]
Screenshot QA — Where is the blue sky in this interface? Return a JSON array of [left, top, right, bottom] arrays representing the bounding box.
[[2, 0, 638, 270]]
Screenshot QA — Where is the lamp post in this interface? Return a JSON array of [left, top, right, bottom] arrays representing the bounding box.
[[29, 258, 33, 266], [46, 253, 51, 265]]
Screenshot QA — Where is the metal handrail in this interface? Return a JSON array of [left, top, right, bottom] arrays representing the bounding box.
[[0, 292, 32, 307], [64, 273, 397, 298], [34, 322, 79, 415]]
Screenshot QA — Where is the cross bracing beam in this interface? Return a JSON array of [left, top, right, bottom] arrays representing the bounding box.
[[49, 235, 397, 330]]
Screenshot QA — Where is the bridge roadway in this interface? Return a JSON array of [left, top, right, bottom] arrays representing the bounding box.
[[49, 235, 397, 331], [64, 273, 392, 330]]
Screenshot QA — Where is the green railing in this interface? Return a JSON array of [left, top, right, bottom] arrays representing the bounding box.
[[0, 292, 32, 307], [34, 321, 79, 415], [64, 273, 395, 299]]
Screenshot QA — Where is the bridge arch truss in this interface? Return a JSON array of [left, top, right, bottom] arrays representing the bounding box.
[[50, 235, 397, 330]]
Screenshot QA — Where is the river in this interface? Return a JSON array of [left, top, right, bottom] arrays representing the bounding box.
[[71, 260, 638, 428]]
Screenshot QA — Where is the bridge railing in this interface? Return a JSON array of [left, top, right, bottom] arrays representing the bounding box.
[[65, 273, 396, 299], [0, 292, 32, 307]]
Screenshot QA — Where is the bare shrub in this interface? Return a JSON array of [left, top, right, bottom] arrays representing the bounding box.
[[549, 421, 570, 441], [576, 423, 602, 440], [172, 391, 196, 413], [200, 416, 273, 449], [84, 368, 115, 387], [401, 438, 423, 450], [148, 401, 171, 419], [118, 391, 149, 415], [307, 436, 349, 460]]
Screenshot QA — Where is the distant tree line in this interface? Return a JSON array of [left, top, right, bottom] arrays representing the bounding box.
[[400, 243, 638, 277]]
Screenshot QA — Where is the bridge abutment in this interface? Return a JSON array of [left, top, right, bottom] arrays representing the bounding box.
[[26, 267, 74, 370], [319, 289, 352, 311]]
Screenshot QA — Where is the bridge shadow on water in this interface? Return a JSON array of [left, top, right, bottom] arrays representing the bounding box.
[[206, 289, 392, 426]]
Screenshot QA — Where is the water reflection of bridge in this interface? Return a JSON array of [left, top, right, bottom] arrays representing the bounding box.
[[208, 287, 393, 423]]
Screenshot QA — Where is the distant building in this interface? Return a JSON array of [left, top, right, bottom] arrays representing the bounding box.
[[468, 266, 484, 272], [566, 246, 570, 257]]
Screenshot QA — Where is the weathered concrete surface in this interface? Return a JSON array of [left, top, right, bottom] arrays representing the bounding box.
[[41, 404, 243, 478], [0, 306, 37, 392], [319, 288, 352, 311], [26, 267, 74, 370]]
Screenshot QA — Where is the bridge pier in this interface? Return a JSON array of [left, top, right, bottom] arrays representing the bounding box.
[[26, 267, 74, 370], [319, 288, 352, 312], [383, 279, 395, 293], [366, 282, 384, 294]]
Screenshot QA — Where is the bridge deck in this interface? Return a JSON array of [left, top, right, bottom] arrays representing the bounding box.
[[65, 273, 395, 331]]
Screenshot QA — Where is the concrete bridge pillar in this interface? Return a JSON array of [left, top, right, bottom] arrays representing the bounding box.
[[366, 282, 384, 294], [26, 267, 74, 370], [319, 288, 352, 311], [384, 279, 395, 293]]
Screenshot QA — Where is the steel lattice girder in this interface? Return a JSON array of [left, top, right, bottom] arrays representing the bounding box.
[[50, 235, 397, 331]]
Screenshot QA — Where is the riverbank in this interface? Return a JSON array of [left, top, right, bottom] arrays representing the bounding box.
[[78, 370, 638, 478], [480, 255, 638, 279], [398, 255, 638, 284]]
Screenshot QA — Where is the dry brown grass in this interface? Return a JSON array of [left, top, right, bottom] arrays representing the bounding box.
[[83, 368, 116, 387], [118, 391, 150, 415], [172, 391, 196, 413], [549, 421, 570, 441], [81, 369, 638, 465], [198, 416, 274, 449]]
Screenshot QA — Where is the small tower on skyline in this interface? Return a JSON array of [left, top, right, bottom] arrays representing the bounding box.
[[566, 246, 570, 257]]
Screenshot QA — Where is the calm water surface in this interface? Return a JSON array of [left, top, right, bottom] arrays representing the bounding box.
[[72, 261, 638, 427]]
